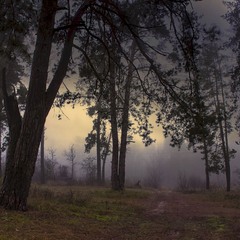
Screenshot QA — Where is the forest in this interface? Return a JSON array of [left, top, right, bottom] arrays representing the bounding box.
[[0, 0, 240, 235]]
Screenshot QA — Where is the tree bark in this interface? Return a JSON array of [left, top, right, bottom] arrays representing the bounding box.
[[40, 129, 45, 184], [219, 64, 231, 192], [0, 102, 2, 179], [109, 35, 121, 190], [0, 124, 2, 179], [102, 132, 111, 184], [119, 41, 136, 190], [218, 116, 231, 191], [96, 103, 102, 184], [1, 68, 22, 191], [214, 68, 231, 192], [0, 0, 57, 210], [0, 0, 93, 210], [110, 62, 120, 190], [203, 138, 210, 190]]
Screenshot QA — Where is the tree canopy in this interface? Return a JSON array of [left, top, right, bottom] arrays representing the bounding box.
[[0, 0, 240, 210]]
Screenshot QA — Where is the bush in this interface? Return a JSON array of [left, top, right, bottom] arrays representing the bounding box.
[[30, 185, 91, 206], [144, 160, 163, 189], [176, 172, 204, 192], [30, 186, 54, 200]]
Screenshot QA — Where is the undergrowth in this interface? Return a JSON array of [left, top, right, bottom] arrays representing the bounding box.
[[0, 185, 240, 239]]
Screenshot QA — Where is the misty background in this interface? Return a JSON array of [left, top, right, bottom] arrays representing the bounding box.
[[22, 0, 239, 189]]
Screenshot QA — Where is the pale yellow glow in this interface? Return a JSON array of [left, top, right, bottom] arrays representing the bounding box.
[[44, 104, 165, 159], [45, 105, 92, 156]]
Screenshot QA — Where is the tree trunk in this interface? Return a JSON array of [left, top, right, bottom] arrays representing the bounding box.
[[215, 68, 231, 192], [218, 117, 231, 191], [203, 138, 210, 190], [1, 69, 45, 209], [0, 0, 93, 210], [0, 84, 2, 179], [1, 113, 46, 210], [119, 41, 136, 190], [101, 158, 105, 184], [109, 37, 120, 190], [96, 103, 102, 184], [0, 67, 23, 206], [0, 0, 57, 210], [110, 65, 120, 190], [0, 125, 2, 179], [0, 109, 2, 179], [40, 129, 45, 184], [102, 132, 111, 184], [223, 122, 231, 192], [71, 158, 74, 181], [0, 88, 2, 179], [219, 65, 231, 192]]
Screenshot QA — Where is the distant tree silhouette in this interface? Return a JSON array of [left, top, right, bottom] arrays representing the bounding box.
[[64, 145, 77, 181]]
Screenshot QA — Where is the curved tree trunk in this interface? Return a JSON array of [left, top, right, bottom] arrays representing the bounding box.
[[0, 69, 23, 199], [0, 112, 46, 210], [0, 0, 92, 210], [0, 0, 57, 210]]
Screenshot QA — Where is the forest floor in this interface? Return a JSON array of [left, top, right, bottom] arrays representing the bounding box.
[[0, 185, 240, 239]]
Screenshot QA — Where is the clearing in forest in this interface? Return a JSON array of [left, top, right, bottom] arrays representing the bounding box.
[[0, 186, 240, 239]]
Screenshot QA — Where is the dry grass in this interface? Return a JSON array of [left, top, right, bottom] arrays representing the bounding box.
[[0, 185, 240, 239]]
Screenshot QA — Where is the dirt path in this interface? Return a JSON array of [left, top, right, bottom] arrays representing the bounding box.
[[147, 191, 240, 218], [143, 191, 240, 239]]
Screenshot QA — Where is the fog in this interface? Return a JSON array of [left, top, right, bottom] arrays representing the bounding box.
[[124, 139, 240, 189], [27, 0, 239, 189], [38, 102, 240, 189]]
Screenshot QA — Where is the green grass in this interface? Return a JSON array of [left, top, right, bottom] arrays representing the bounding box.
[[0, 185, 240, 239], [0, 185, 154, 239]]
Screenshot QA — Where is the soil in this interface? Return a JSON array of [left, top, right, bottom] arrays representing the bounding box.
[[144, 190, 240, 240], [1, 187, 240, 240], [148, 190, 240, 218]]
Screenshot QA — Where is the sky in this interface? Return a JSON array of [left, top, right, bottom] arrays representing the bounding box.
[[193, 0, 228, 25], [43, 0, 239, 186], [44, 104, 165, 163]]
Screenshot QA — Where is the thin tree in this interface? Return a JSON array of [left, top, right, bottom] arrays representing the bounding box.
[[76, 1, 196, 191], [40, 128, 45, 184], [81, 157, 97, 184], [225, 0, 240, 175], [64, 145, 77, 181], [200, 27, 235, 191], [101, 132, 111, 184], [46, 147, 58, 181]]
